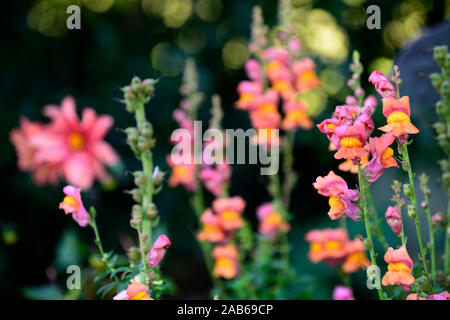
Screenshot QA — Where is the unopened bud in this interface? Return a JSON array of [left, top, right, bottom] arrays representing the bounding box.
[[407, 204, 417, 219], [403, 184, 412, 197]]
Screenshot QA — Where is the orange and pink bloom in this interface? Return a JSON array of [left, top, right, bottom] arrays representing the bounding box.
[[212, 197, 246, 232], [365, 132, 398, 183], [378, 96, 419, 143], [113, 280, 152, 300], [382, 245, 415, 291], [256, 203, 290, 239], [313, 171, 359, 221], [212, 244, 240, 279], [59, 185, 89, 227]]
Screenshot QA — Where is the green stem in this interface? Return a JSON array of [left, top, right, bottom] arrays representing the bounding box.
[[366, 185, 389, 251], [357, 165, 386, 300], [282, 131, 296, 210], [399, 229, 407, 246], [400, 143, 430, 277], [424, 205, 436, 283], [89, 212, 119, 283], [135, 103, 154, 283]]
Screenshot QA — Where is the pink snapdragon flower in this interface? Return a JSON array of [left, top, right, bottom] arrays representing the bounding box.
[[147, 235, 172, 268], [59, 185, 89, 227], [313, 171, 359, 221], [199, 163, 231, 197], [334, 123, 370, 162], [256, 203, 290, 239], [382, 245, 415, 291], [385, 206, 403, 234], [305, 228, 349, 266], [113, 280, 152, 300], [332, 285, 355, 300], [212, 197, 246, 232], [197, 208, 226, 243], [365, 132, 398, 183], [368, 71, 396, 98]]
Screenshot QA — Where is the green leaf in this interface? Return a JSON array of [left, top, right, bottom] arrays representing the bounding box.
[[96, 282, 118, 299]]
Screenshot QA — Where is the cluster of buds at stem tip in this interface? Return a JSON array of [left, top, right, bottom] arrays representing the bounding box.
[[122, 77, 158, 111], [431, 46, 450, 197], [348, 51, 364, 98], [390, 65, 402, 90], [124, 121, 155, 158]]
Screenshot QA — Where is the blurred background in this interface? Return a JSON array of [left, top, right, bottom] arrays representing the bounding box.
[[1, 0, 449, 299]]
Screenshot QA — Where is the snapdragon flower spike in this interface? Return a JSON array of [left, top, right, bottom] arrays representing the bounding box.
[[381, 245, 415, 291], [332, 285, 355, 300], [59, 185, 89, 227], [365, 132, 398, 183], [256, 203, 290, 239], [147, 234, 172, 268], [212, 197, 246, 232], [313, 171, 360, 221], [385, 206, 403, 234], [342, 239, 371, 273], [113, 280, 152, 300], [378, 96, 419, 143], [212, 244, 240, 279], [368, 70, 396, 99], [197, 208, 226, 243]]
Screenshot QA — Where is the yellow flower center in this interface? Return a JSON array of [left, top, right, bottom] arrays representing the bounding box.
[[266, 61, 281, 72], [380, 147, 394, 166], [239, 93, 253, 101], [221, 210, 240, 221], [273, 81, 291, 92], [62, 196, 80, 212], [327, 123, 335, 131], [173, 165, 189, 177], [310, 243, 322, 251], [130, 291, 149, 300], [265, 212, 283, 225], [387, 262, 410, 272], [347, 252, 367, 263], [325, 240, 341, 250], [299, 70, 317, 83], [328, 197, 345, 213], [68, 132, 85, 151], [340, 137, 362, 148], [387, 111, 410, 124], [260, 103, 277, 113]]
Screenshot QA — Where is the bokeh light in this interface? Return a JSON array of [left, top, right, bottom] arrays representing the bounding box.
[[151, 42, 185, 76], [222, 37, 249, 70]]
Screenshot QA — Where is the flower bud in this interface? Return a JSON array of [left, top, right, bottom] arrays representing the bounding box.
[[403, 184, 412, 197], [430, 73, 443, 93], [132, 204, 143, 219], [407, 204, 417, 219], [145, 203, 158, 219], [385, 206, 402, 234], [133, 171, 146, 187], [436, 100, 448, 118]]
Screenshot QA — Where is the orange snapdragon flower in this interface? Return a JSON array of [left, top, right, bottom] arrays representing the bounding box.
[[305, 228, 349, 266], [342, 239, 371, 273], [256, 203, 290, 239], [197, 208, 226, 243], [379, 96, 419, 139], [113, 280, 153, 300], [212, 197, 246, 232], [382, 245, 415, 291], [212, 244, 239, 279]]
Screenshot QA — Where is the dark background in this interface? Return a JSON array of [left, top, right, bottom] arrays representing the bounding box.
[[1, 0, 449, 299]]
